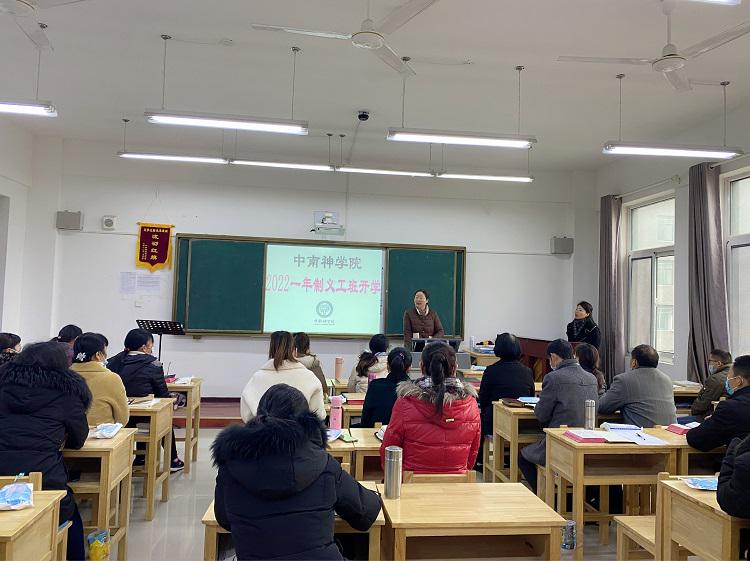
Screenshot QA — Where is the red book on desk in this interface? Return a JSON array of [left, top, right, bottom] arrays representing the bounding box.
[[666, 423, 691, 435], [342, 393, 365, 405], [564, 430, 607, 443]]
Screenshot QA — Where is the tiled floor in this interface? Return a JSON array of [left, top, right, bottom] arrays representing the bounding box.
[[126, 428, 621, 561]]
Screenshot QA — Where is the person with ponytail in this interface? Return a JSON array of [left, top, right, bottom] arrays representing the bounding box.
[[52, 324, 83, 365], [360, 347, 412, 428], [379, 341, 481, 474], [212, 384, 381, 561], [70, 333, 129, 427], [348, 334, 389, 393]]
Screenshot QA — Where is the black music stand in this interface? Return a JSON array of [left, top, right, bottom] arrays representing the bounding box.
[[136, 320, 185, 361]]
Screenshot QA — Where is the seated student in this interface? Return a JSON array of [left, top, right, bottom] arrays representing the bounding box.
[[360, 347, 412, 428], [687, 355, 750, 452], [718, 433, 750, 561], [108, 328, 184, 471], [53, 324, 83, 365], [598, 344, 676, 428], [687, 349, 733, 421], [575, 342, 607, 396], [293, 332, 327, 393], [0, 342, 90, 561], [519, 339, 598, 493], [380, 341, 481, 474], [70, 333, 129, 427], [212, 383, 381, 561], [241, 331, 326, 422], [478, 332, 535, 437], [348, 334, 389, 393], [0, 332, 21, 366]]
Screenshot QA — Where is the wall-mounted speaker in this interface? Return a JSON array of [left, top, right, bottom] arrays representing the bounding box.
[[55, 211, 83, 231], [550, 236, 574, 255]]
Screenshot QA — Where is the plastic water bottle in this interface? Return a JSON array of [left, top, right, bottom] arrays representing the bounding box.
[[470, 336, 476, 351], [384, 446, 403, 499], [562, 520, 577, 550], [329, 395, 343, 430]]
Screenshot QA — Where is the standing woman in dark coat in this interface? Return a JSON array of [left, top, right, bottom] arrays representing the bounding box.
[[360, 347, 412, 428], [0, 342, 91, 560], [211, 384, 381, 561], [566, 301, 601, 349], [478, 333, 535, 437]]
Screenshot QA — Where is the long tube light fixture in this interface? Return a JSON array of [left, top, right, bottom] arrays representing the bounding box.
[[337, 166, 433, 178], [387, 128, 536, 149], [438, 172, 534, 183], [118, 151, 228, 164], [145, 110, 309, 135], [602, 141, 742, 159], [232, 159, 332, 171], [0, 100, 57, 117]]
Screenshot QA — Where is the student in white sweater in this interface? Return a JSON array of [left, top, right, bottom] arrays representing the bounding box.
[[241, 331, 326, 423]]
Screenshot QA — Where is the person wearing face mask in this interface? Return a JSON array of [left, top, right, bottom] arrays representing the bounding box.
[[70, 333, 129, 427], [403, 289, 445, 349], [518, 339, 598, 493], [598, 344, 676, 428], [683, 349, 733, 422], [687, 355, 750, 453], [566, 301, 601, 349]]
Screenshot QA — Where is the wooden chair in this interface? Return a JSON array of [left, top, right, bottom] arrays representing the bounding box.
[[403, 470, 477, 483]]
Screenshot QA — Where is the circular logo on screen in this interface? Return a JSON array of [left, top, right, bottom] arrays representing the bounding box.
[[316, 301, 334, 318]]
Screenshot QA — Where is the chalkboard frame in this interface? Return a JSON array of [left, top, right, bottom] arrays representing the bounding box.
[[173, 233, 465, 339]]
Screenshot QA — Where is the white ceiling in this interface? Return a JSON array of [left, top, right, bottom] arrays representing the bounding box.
[[1, 0, 749, 172]]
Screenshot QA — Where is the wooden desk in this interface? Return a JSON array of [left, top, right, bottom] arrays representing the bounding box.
[[326, 378, 348, 396], [64, 428, 136, 561], [327, 435, 354, 473], [535, 382, 542, 396], [544, 427, 682, 561], [324, 403, 363, 429], [468, 351, 497, 367], [490, 403, 542, 483], [646, 428, 726, 475], [672, 385, 700, 414], [658, 478, 750, 561], [349, 428, 383, 481], [378, 482, 565, 561], [129, 398, 174, 521], [201, 481, 385, 561], [167, 378, 203, 475], [0, 490, 65, 561]]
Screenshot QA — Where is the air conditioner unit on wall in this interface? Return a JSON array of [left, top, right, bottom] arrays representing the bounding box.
[[551, 236, 574, 255], [55, 211, 83, 231]]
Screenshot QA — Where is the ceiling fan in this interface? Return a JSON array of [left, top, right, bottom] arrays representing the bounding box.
[[0, 0, 88, 50], [250, 0, 439, 76], [558, 0, 750, 92]]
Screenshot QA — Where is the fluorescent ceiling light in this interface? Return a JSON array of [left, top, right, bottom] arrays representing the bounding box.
[[118, 151, 228, 164], [231, 160, 333, 171], [694, 0, 740, 4], [603, 141, 742, 159], [439, 173, 534, 183], [337, 166, 434, 178], [0, 100, 57, 117], [145, 109, 308, 135], [387, 128, 536, 149]]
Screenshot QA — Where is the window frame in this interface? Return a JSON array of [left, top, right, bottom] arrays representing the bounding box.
[[625, 195, 676, 362], [724, 171, 750, 354]]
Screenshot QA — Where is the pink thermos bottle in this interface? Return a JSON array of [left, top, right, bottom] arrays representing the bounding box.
[[329, 395, 343, 430]]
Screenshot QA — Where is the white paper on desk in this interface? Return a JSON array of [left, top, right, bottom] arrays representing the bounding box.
[[619, 430, 668, 446], [129, 398, 158, 408], [172, 376, 194, 385]]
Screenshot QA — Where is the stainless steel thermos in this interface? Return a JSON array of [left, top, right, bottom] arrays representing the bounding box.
[[384, 445, 403, 499], [584, 399, 596, 430]]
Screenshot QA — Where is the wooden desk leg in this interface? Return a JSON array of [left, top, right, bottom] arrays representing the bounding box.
[[355, 452, 365, 481], [118, 470, 132, 561], [144, 428, 157, 521], [183, 391, 193, 475], [344, 411, 352, 429], [572, 458, 585, 561], [547, 525, 561, 561], [724, 526, 741, 561], [616, 524, 629, 561], [599, 484, 610, 545], [162, 429, 172, 503], [393, 529, 407, 561], [509, 424, 520, 482], [192, 402, 201, 462], [203, 525, 218, 561], [368, 525, 381, 561]]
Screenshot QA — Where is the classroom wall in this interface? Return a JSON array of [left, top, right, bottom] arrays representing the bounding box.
[[0, 137, 595, 396]]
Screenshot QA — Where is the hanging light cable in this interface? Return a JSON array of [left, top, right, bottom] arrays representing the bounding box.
[[0, 40, 57, 117]]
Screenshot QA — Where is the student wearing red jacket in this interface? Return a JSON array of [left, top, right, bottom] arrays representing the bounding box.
[[380, 342, 480, 474]]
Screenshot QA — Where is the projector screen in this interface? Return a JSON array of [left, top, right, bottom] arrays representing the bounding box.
[[263, 243, 385, 335]]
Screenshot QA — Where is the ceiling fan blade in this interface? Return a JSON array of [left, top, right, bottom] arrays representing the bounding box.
[[405, 55, 472, 66], [250, 23, 351, 40], [15, 15, 52, 50], [682, 19, 750, 58], [372, 43, 415, 76], [376, 0, 438, 34], [557, 55, 653, 65], [36, 0, 88, 8], [664, 67, 692, 92], [688, 78, 725, 86], [0, 0, 17, 14]]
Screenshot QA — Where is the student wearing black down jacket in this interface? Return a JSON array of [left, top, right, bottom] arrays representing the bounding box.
[[211, 383, 381, 561], [360, 347, 412, 428], [718, 434, 750, 560]]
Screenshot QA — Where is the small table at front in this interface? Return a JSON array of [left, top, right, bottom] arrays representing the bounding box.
[[63, 428, 136, 561], [0, 490, 66, 561], [167, 378, 203, 475], [201, 481, 385, 561], [378, 482, 565, 561], [129, 397, 174, 521], [349, 428, 383, 481], [544, 427, 682, 561], [658, 478, 750, 561]]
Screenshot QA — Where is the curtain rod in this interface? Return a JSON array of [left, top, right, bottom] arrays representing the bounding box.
[[614, 174, 681, 199], [709, 151, 750, 170]]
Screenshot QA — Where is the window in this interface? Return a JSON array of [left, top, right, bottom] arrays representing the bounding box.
[[627, 198, 675, 359], [728, 177, 750, 354]]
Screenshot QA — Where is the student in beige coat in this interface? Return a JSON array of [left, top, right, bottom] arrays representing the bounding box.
[[348, 334, 389, 393], [294, 332, 327, 393]]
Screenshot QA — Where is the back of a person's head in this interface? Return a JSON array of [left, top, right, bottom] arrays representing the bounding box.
[[494, 332, 522, 360], [631, 344, 659, 369], [387, 347, 412, 382], [8, 341, 70, 373], [257, 383, 310, 419], [574, 343, 600, 372], [124, 328, 152, 352], [711, 349, 733, 365], [0, 332, 21, 351], [57, 324, 83, 343], [369, 334, 388, 354], [293, 332, 311, 355], [547, 338, 574, 360], [421, 341, 457, 415], [73, 333, 109, 363], [269, 331, 295, 370], [732, 355, 750, 382]]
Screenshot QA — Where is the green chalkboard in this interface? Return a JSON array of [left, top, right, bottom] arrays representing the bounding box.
[[385, 248, 464, 337], [178, 239, 265, 332]]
